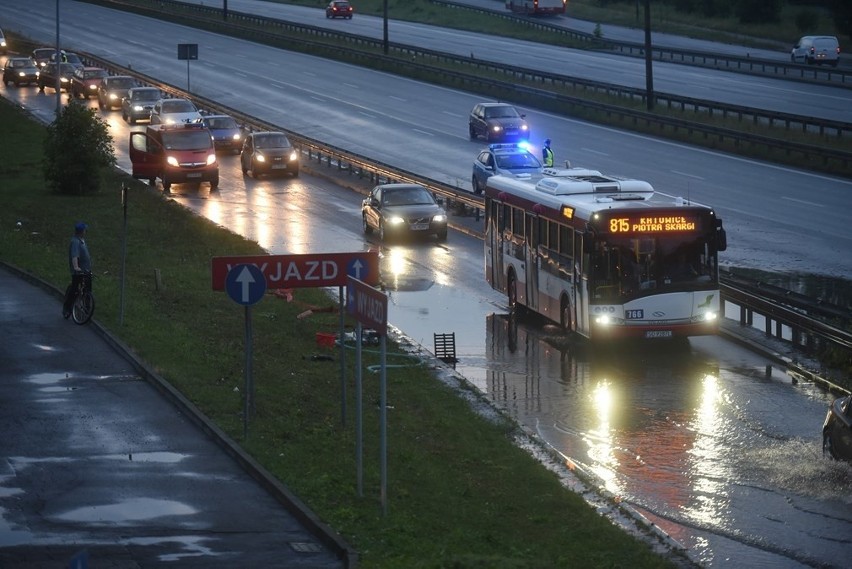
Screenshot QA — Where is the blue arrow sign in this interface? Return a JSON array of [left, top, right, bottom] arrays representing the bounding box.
[[225, 264, 267, 306], [346, 257, 371, 281]]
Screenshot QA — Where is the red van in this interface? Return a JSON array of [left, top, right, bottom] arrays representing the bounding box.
[[129, 122, 219, 192]]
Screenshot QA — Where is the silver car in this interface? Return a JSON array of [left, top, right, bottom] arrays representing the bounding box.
[[361, 184, 448, 242]]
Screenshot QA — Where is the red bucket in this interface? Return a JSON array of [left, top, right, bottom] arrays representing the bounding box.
[[315, 332, 336, 348]]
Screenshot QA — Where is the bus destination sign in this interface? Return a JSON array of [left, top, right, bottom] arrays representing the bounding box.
[[607, 215, 698, 234]]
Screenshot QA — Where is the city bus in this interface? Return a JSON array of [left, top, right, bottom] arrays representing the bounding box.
[[484, 167, 728, 340]]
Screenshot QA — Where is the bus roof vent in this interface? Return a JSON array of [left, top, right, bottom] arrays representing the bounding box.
[[535, 175, 655, 197]]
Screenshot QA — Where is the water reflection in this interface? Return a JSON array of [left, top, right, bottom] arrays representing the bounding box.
[[725, 267, 852, 310]]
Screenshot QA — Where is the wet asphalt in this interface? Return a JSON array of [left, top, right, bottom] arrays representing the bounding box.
[[0, 263, 353, 568]]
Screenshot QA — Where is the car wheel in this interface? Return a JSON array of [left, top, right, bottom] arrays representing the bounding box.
[[241, 161, 247, 175], [38, 83, 44, 92], [129, 115, 136, 125], [436, 228, 448, 242], [148, 178, 156, 187], [291, 168, 300, 178], [469, 124, 477, 140], [378, 220, 387, 242], [362, 214, 373, 235], [98, 99, 105, 109], [472, 175, 482, 195]]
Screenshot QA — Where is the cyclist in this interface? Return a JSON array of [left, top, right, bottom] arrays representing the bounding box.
[[62, 221, 92, 319]]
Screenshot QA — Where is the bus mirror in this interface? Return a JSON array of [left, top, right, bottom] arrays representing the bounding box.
[[717, 227, 727, 252]]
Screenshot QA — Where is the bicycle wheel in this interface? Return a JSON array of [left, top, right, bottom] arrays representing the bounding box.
[[72, 291, 95, 325]]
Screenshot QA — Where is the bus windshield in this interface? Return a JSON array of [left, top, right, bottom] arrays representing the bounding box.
[[590, 234, 716, 302]]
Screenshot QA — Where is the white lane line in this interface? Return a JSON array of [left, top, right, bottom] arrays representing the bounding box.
[[389, 95, 406, 102], [781, 196, 825, 207], [581, 148, 609, 156], [412, 129, 434, 136], [343, 83, 360, 89], [671, 170, 705, 180]]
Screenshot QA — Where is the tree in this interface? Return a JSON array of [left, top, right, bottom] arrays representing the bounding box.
[[43, 101, 115, 195], [735, 0, 783, 25], [832, 0, 852, 40]]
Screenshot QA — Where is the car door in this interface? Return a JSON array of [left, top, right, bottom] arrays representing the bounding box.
[[240, 136, 253, 170], [473, 151, 493, 188], [129, 132, 161, 180], [470, 104, 484, 137], [365, 186, 382, 230]]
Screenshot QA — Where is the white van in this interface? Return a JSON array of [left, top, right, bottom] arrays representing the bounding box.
[[791, 36, 840, 67]]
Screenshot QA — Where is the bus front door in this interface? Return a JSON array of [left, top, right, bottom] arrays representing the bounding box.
[[525, 213, 538, 312]]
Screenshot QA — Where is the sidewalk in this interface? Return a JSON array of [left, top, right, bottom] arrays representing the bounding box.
[[0, 262, 354, 568]]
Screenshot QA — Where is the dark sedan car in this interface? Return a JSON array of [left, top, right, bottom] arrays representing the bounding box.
[[326, 0, 354, 18], [32, 47, 56, 68], [240, 131, 300, 178], [49, 50, 84, 71], [823, 395, 852, 462], [3, 57, 39, 87], [121, 86, 162, 124], [97, 75, 136, 110], [361, 183, 448, 242], [469, 102, 530, 142], [37, 62, 75, 92], [203, 114, 244, 154], [70, 66, 108, 99]]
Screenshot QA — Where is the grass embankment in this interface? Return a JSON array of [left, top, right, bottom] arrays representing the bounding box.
[[0, 100, 682, 567]]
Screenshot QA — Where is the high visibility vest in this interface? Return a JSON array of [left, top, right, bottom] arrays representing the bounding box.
[[543, 147, 554, 167]]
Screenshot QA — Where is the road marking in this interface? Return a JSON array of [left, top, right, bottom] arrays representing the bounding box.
[[389, 95, 406, 101], [343, 83, 360, 89], [581, 148, 609, 156], [359, 111, 376, 118], [412, 129, 434, 136], [671, 170, 705, 180], [781, 196, 824, 207]]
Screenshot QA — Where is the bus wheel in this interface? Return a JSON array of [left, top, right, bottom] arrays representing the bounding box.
[[507, 272, 517, 311], [560, 297, 573, 333]]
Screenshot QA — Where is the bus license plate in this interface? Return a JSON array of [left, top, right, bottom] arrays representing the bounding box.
[[646, 330, 672, 339], [411, 223, 429, 231]]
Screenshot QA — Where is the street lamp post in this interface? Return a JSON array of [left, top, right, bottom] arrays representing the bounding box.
[[55, 0, 61, 116]]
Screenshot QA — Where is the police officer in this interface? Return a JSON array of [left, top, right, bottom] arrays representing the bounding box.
[[542, 139, 554, 168]]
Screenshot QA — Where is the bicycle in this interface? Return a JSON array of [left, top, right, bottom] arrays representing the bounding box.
[[63, 272, 95, 325]]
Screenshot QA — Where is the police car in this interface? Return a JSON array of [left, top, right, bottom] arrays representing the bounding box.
[[471, 143, 543, 194]]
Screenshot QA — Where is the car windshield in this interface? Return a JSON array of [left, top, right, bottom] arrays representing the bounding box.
[[383, 187, 435, 206], [58, 63, 76, 75], [256, 134, 290, 148], [206, 117, 238, 130], [11, 59, 33, 68], [497, 153, 541, 169], [133, 90, 160, 101], [34, 49, 54, 60], [83, 70, 107, 79], [108, 77, 135, 89], [485, 106, 520, 119], [161, 131, 212, 150], [163, 100, 197, 113]]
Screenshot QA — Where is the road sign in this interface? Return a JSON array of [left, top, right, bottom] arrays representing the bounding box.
[[347, 276, 388, 336], [212, 252, 379, 291], [225, 264, 266, 305]]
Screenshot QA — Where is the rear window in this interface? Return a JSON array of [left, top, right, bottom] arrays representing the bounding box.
[[814, 39, 837, 49], [108, 77, 135, 89], [255, 134, 291, 148], [206, 117, 238, 129], [163, 99, 197, 113], [134, 90, 160, 101]]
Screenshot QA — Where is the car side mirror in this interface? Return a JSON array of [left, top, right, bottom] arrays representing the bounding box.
[[371, 198, 380, 207]]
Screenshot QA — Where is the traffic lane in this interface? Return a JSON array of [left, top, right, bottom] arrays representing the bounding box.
[[0, 267, 342, 568], [482, 316, 852, 568]]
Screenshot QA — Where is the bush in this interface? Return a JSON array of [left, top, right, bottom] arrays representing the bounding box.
[[43, 101, 115, 195], [735, 0, 782, 25]]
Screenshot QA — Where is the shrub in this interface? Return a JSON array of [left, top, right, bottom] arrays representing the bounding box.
[[43, 101, 115, 195]]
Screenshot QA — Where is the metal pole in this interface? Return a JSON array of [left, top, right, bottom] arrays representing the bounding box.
[[119, 184, 127, 326], [187, 59, 191, 93], [244, 305, 253, 439], [380, 334, 387, 515], [356, 321, 363, 497], [383, 0, 389, 55], [55, 0, 61, 116], [339, 286, 347, 426], [644, 0, 654, 111]]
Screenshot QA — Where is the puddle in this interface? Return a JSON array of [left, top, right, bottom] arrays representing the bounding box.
[[55, 498, 197, 523], [104, 452, 189, 464], [26, 372, 70, 385]]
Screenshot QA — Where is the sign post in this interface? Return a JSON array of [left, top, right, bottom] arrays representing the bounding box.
[[212, 251, 380, 429], [347, 276, 388, 513], [177, 43, 198, 92], [224, 263, 266, 439]]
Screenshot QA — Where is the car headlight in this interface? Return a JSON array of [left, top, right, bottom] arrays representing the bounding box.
[[133, 105, 144, 111], [520, 125, 529, 131], [433, 214, 447, 223], [166, 156, 179, 167], [206, 153, 217, 165], [60, 77, 68, 83], [109, 93, 119, 100], [256, 154, 266, 163], [88, 84, 96, 90], [387, 216, 406, 226], [288, 151, 299, 161], [491, 125, 503, 132], [231, 133, 242, 141], [18, 71, 26, 77], [164, 118, 176, 125]]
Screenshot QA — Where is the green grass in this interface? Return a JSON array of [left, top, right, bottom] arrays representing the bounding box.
[[0, 99, 686, 567]]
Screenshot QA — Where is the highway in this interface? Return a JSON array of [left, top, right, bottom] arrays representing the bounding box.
[[1, 1, 851, 567]]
